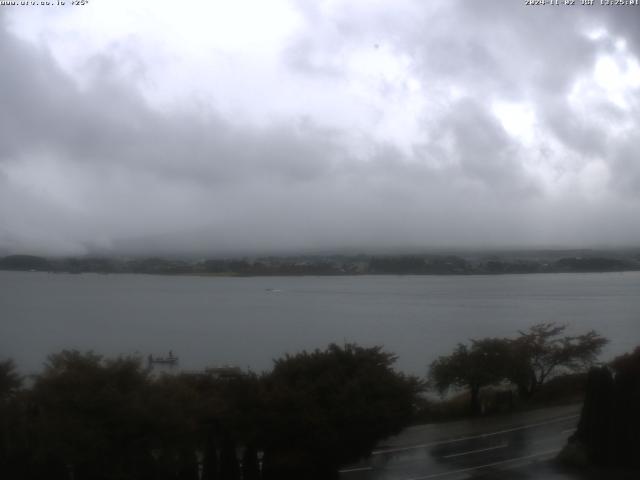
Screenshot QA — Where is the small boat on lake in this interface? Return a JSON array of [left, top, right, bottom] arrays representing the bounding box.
[[147, 350, 179, 368]]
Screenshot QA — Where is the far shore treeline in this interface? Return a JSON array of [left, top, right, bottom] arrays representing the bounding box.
[[2, 323, 637, 479], [2, 249, 640, 276]]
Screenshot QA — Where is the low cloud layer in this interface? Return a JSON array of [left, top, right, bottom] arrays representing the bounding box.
[[1, 1, 640, 256]]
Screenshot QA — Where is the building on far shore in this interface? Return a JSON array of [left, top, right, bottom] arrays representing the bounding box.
[[147, 351, 179, 375], [146, 352, 245, 380]]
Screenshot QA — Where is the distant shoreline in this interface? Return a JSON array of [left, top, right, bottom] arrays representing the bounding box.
[[2, 252, 640, 277]]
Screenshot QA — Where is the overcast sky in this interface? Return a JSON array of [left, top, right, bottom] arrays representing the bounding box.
[[1, 1, 640, 256]]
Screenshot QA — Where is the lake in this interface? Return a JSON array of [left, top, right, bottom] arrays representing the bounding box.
[[1, 271, 638, 375]]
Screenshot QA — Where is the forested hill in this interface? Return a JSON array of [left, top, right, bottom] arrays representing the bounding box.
[[2, 250, 640, 276]]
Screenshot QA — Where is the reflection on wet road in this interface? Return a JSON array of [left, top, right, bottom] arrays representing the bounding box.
[[340, 405, 580, 480]]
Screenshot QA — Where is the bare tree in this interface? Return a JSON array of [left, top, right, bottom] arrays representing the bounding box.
[[508, 322, 608, 398]]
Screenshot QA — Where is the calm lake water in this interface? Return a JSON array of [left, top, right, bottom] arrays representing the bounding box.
[[1, 271, 639, 375]]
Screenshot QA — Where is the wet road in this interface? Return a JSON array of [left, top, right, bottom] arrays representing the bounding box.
[[339, 405, 582, 480]]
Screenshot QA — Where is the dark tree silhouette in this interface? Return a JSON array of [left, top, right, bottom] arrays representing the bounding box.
[[0, 343, 438, 479], [260, 343, 423, 479], [429, 323, 608, 414], [508, 323, 608, 398], [0, 360, 21, 400], [25, 351, 156, 480], [1, 359, 23, 479], [429, 338, 511, 415], [564, 346, 640, 469]]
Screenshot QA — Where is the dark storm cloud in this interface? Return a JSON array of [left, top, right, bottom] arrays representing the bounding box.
[[1, 3, 640, 255], [443, 1, 640, 192], [429, 99, 538, 196], [0, 13, 404, 254], [286, 2, 640, 187], [0, 20, 344, 186], [611, 136, 640, 194], [602, 7, 640, 55]]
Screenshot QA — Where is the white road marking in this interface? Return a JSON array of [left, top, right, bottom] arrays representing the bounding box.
[[371, 414, 578, 455], [339, 466, 373, 473], [404, 448, 561, 480], [561, 428, 576, 434], [442, 443, 508, 459]]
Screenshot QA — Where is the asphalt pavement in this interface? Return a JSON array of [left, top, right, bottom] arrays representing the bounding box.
[[339, 405, 585, 480]]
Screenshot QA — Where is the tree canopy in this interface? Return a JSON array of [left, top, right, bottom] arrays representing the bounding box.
[[261, 343, 423, 479], [429, 338, 511, 415], [509, 323, 608, 398], [0, 344, 422, 480], [0, 359, 21, 401], [429, 323, 608, 414]]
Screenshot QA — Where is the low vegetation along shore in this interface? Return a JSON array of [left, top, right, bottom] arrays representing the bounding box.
[[2, 249, 640, 276], [1, 322, 637, 479]]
